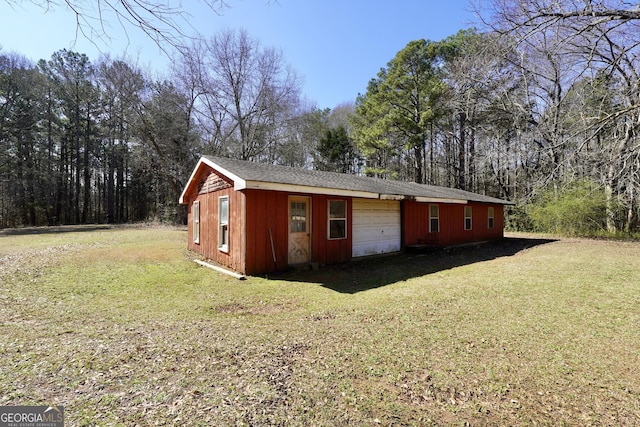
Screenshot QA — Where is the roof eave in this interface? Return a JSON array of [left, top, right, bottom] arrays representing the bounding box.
[[243, 180, 379, 199], [181, 156, 516, 206], [179, 158, 206, 204], [379, 194, 409, 201], [414, 196, 468, 204], [179, 157, 247, 204]]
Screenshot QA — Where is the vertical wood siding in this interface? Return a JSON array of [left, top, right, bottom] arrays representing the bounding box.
[[244, 189, 288, 275], [185, 169, 246, 274], [312, 195, 352, 266], [184, 164, 507, 275], [402, 201, 504, 247], [244, 190, 352, 275]]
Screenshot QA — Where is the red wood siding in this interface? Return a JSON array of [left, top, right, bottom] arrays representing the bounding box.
[[312, 195, 352, 266], [244, 189, 288, 275], [183, 163, 507, 275], [243, 190, 352, 275], [184, 169, 247, 273], [402, 201, 504, 247]]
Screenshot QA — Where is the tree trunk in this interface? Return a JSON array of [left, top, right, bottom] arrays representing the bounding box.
[[74, 90, 81, 224], [413, 141, 424, 184], [82, 104, 91, 223], [605, 163, 617, 233], [458, 112, 466, 190]]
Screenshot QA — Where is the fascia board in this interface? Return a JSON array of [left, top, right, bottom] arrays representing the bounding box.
[[379, 194, 407, 201], [179, 157, 248, 204], [179, 158, 206, 204], [201, 157, 247, 190], [244, 180, 379, 199], [415, 196, 468, 204]]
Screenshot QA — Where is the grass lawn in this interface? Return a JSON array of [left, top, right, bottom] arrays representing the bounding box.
[[1, 225, 639, 426]]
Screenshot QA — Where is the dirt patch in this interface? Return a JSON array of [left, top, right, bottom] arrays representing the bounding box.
[[0, 224, 115, 236], [0, 244, 88, 280], [211, 301, 298, 315], [76, 245, 178, 264]]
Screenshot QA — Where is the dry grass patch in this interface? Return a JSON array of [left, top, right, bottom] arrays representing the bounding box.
[[1, 228, 640, 425]]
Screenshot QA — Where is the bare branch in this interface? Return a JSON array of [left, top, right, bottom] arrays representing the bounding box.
[[4, 0, 232, 54]]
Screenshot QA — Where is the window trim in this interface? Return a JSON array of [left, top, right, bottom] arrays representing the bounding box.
[[218, 196, 229, 252], [328, 199, 347, 240], [464, 206, 472, 231], [193, 201, 200, 244], [488, 206, 495, 229], [429, 204, 439, 233]]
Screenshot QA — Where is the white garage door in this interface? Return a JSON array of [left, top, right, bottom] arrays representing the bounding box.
[[352, 199, 401, 258]]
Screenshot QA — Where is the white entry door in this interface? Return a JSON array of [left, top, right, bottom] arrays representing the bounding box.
[[352, 199, 401, 257]]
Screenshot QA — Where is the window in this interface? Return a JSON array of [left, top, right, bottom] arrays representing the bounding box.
[[290, 202, 307, 233], [328, 200, 347, 239], [193, 201, 200, 244], [429, 204, 439, 233], [488, 207, 494, 229], [218, 196, 229, 251], [464, 206, 472, 230]]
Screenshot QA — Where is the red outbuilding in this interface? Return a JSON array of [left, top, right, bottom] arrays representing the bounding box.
[[179, 156, 513, 276]]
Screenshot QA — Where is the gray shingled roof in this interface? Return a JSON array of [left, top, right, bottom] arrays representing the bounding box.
[[203, 155, 513, 205]]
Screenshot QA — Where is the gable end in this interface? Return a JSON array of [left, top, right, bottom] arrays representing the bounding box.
[[199, 172, 233, 194]]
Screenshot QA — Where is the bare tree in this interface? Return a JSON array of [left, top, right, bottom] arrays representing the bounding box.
[[483, 0, 640, 230], [484, 0, 640, 35], [182, 29, 302, 162], [443, 31, 525, 198], [3, 0, 231, 52]]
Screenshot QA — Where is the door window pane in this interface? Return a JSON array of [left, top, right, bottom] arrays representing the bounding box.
[[290, 202, 307, 233]]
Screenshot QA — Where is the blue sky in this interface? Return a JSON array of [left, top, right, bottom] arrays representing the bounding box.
[[0, 0, 480, 109]]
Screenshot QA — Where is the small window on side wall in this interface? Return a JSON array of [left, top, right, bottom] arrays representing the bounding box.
[[193, 201, 200, 244], [218, 196, 229, 252], [488, 207, 495, 229], [464, 206, 472, 230], [328, 200, 347, 239], [429, 204, 439, 233]]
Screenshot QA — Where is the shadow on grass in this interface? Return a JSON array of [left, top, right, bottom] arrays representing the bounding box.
[[280, 237, 557, 294], [0, 224, 115, 236]]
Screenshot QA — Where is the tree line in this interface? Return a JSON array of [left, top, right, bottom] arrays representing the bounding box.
[[2, 0, 639, 234], [350, 0, 640, 234], [0, 30, 335, 227], [1, 49, 190, 226]]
